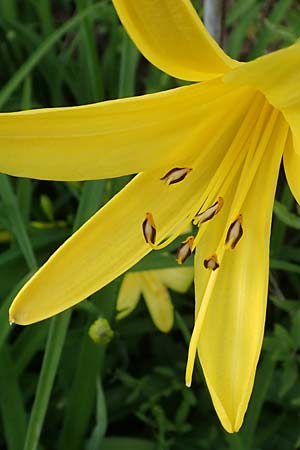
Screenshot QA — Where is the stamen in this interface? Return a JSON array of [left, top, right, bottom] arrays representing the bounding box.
[[176, 236, 194, 265], [149, 97, 264, 254], [148, 215, 193, 251], [160, 167, 192, 185], [203, 254, 220, 271], [142, 212, 156, 245], [193, 197, 224, 226], [225, 215, 243, 249], [185, 247, 225, 387]]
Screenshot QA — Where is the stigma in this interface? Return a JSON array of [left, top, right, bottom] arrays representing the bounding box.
[[225, 215, 243, 249], [160, 167, 192, 185], [142, 212, 156, 244]]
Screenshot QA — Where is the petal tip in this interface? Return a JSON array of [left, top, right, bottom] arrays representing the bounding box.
[[9, 303, 31, 326]]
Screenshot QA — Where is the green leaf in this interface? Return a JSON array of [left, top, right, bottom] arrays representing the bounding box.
[[118, 29, 139, 98], [273, 200, 300, 230], [23, 179, 107, 450], [86, 381, 108, 450], [0, 174, 37, 271], [58, 332, 105, 450], [270, 295, 300, 313], [101, 437, 155, 450], [0, 273, 34, 347], [0, 345, 27, 450], [236, 352, 276, 449], [0, 1, 108, 109], [278, 359, 298, 398], [270, 259, 300, 274]]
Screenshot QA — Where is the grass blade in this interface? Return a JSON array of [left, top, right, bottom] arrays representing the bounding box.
[[0, 174, 37, 271], [23, 180, 106, 450], [0, 1, 107, 109], [0, 345, 27, 450]]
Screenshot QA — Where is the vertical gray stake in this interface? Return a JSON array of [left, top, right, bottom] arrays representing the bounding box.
[[203, 0, 226, 46]]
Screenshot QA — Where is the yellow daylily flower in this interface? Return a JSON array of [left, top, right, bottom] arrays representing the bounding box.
[[3, 0, 300, 433], [116, 267, 193, 333]]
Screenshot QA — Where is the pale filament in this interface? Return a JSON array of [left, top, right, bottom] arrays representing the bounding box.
[[214, 106, 287, 259], [185, 246, 226, 387], [185, 105, 290, 387], [149, 93, 265, 253]]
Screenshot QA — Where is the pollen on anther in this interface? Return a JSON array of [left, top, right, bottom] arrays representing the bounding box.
[[193, 197, 224, 227], [203, 254, 220, 271], [142, 212, 156, 245], [160, 167, 192, 185], [225, 214, 243, 249], [176, 236, 194, 265]]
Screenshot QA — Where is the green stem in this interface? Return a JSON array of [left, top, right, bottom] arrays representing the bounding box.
[[23, 312, 71, 450], [23, 180, 105, 450]]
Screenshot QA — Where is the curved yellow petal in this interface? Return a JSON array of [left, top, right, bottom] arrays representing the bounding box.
[[192, 115, 288, 432], [116, 273, 141, 320], [8, 158, 214, 325], [0, 80, 235, 181], [9, 83, 255, 325], [112, 0, 238, 82], [157, 267, 193, 293], [283, 131, 300, 204], [140, 272, 173, 333], [224, 43, 300, 154]]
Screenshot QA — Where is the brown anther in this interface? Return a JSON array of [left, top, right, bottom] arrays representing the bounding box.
[[142, 212, 156, 245], [225, 214, 243, 249], [176, 236, 194, 265], [160, 167, 192, 185], [203, 254, 220, 271], [193, 197, 224, 227]]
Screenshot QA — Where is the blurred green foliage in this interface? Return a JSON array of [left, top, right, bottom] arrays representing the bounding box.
[[0, 1, 300, 449]]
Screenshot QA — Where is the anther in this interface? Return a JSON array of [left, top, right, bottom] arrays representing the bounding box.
[[203, 254, 220, 271], [193, 197, 224, 227], [225, 214, 243, 249], [176, 236, 194, 265], [142, 212, 156, 245], [160, 167, 192, 185]]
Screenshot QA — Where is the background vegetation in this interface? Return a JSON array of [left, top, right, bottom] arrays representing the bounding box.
[[0, 0, 299, 449]]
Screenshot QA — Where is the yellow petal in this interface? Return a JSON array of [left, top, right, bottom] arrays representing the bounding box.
[[112, 0, 238, 81], [283, 130, 300, 204], [191, 115, 288, 432], [140, 272, 173, 333], [9, 83, 255, 325], [157, 267, 193, 293], [0, 80, 235, 181], [116, 273, 141, 320], [8, 160, 212, 325], [224, 43, 300, 154]]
